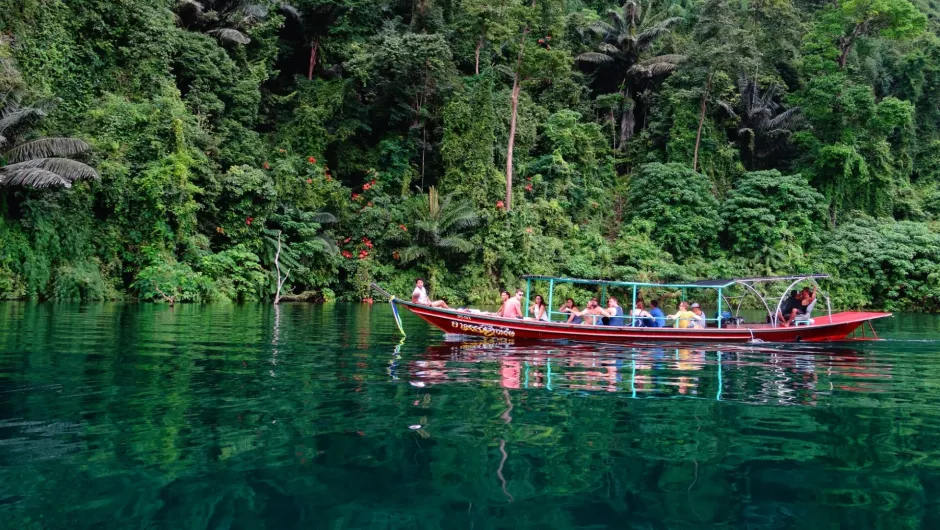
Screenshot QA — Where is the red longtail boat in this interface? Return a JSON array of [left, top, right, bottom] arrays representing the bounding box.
[[376, 274, 891, 344]]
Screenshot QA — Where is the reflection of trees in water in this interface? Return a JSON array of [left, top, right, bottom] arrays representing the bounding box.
[[0, 306, 932, 528]]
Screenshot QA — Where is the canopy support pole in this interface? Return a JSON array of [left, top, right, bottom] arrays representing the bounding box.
[[717, 288, 723, 328], [524, 278, 531, 318], [631, 285, 638, 326], [601, 284, 607, 306], [547, 279, 554, 322]]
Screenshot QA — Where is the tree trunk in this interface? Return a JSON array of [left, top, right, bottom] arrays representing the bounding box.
[[693, 73, 713, 173], [505, 0, 536, 211], [273, 230, 290, 305], [619, 87, 635, 151], [307, 39, 319, 80], [506, 75, 522, 211], [475, 37, 484, 75]]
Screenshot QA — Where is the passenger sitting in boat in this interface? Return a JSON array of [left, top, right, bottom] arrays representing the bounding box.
[[605, 297, 625, 326], [631, 300, 654, 327], [666, 301, 697, 328], [576, 298, 609, 325], [558, 298, 584, 324], [412, 279, 450, 308], [528, 294, 550, 322], [776, 289, 813, 327], [497, 289, 524, 319], [649, 300, 666, 327], [689, 303, 707, 329]]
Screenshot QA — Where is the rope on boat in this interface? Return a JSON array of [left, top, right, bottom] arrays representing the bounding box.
[[371, 283, 406, 337]]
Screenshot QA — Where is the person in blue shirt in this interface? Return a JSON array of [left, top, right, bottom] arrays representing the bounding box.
[[605, 297, 625, 326], [648, 300, 666, 328]]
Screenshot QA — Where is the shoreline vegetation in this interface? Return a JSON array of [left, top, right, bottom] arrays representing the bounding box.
[[2, 1, 940, 312]]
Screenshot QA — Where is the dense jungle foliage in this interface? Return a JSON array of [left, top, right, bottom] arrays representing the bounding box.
[[1, 0, 940, 310]]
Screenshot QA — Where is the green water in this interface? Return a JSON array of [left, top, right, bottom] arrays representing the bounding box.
[[1, 304, 939, 529]]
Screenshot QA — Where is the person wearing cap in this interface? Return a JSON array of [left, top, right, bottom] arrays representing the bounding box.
[[666, 301, 697, 329], [689, 303, 707, 329]]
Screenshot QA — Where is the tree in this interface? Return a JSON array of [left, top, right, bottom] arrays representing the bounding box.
[[834, 0, 927, 69], [627, 162, 721, 258], [399, 187, 479, 286], [716, 74, 804, 170], [0, 95, 98, 189], [577, 0, 683, 150]]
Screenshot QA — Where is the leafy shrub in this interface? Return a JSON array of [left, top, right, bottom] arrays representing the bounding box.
[[627, 163, 722, 258], [722, 170, 826, 257]]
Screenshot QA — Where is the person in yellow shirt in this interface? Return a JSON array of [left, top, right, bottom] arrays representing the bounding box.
[[666, 301, 697, 329]]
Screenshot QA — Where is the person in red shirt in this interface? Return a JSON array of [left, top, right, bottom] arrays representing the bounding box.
[[497, 290, 524, 319]]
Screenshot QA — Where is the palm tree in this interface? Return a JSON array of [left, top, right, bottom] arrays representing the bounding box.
[[174, 0, 300, 45], [0, 94, 98, 189], [577, 0, 683, 150], [399, 187, 479, 286], [716, 74, 803, 170]]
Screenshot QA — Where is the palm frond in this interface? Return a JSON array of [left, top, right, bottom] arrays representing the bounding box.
[[635, 17, 682, 49], [629, 62, 677, 77], [398, 246, 428, 264], [279, 3, 301, 20], [3, 158, 98, 182], [0, 105, 46, 138], [437, 236, 475, 253], [715, 99, 737, 118], [310, 211, 337, 224], [5, 137, 92, 163], [207, 28, 251, 44], [314, 235, 339, 256], [766, 107, 803, 131], [641, 54, 684, 65], [588, 20, 615, 36], [598, 42, 620, 55], [0, 167, 71, 188], [176, 0, 204, 14], [237, 3, 268, 23], [576, 52, 615, 65]]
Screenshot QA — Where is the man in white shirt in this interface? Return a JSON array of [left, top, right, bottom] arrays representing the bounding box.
[[411, 279, 450, 308]]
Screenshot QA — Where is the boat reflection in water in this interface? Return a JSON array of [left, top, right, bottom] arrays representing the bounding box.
[[401, 339, 891, 406]]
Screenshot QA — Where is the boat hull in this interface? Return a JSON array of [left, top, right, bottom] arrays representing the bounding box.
[[399, 302, 890, 343]]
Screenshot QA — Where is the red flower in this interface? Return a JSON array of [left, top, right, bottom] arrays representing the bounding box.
[[538, 39, 545, 44], [351, 193, 360, 201], [342, 250, 353, 259], [343, 237, 351, 244], [525, 184, 533, 192], [306, 178, 313, 184], [367, 201, 373, 207], [263, 162, 270, 170], [496, 200, 505, 209], [246, 217, 254, 225], [370, 179, 376, 186], [308, 156, 316, 163], [399, 224, 407, 232], [363, 183, 371, 191], [393, 251, 400, 260]]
